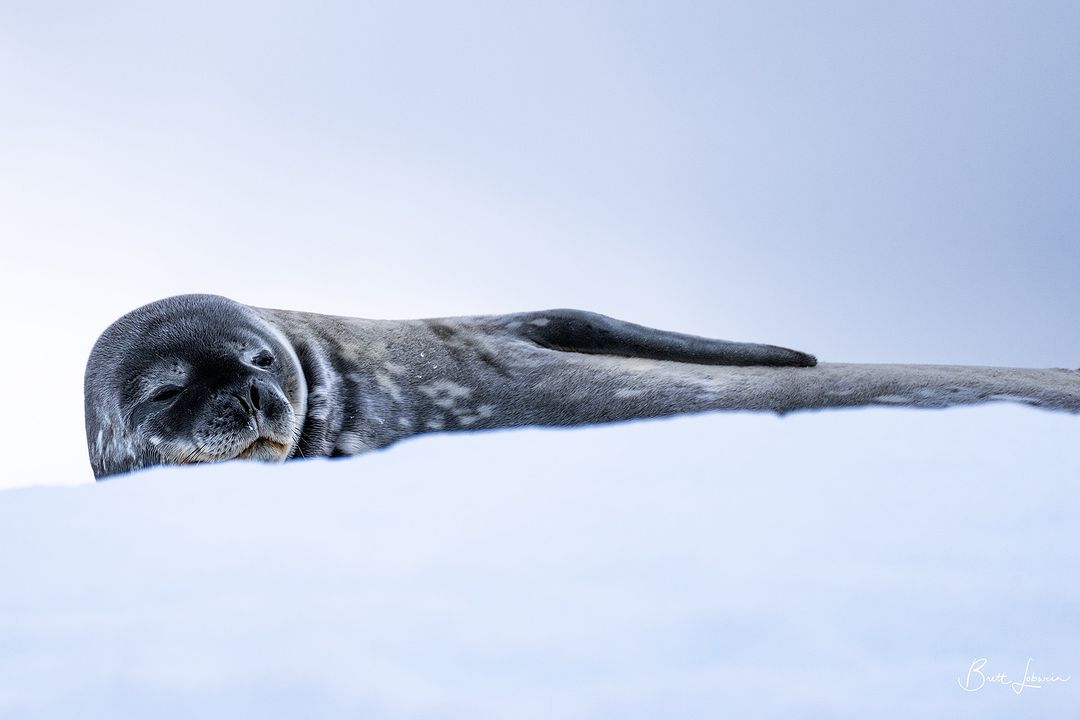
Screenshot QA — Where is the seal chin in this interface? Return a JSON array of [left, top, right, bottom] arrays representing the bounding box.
[[166, 432, 294, 465], [236, 437, 291, 461]]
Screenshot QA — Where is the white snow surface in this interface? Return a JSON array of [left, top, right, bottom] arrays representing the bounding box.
[[1, 407, 1077, 719]]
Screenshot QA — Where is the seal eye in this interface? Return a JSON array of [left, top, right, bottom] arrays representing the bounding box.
[[252, 351, 274, 368], [150, 385, 183, 403]]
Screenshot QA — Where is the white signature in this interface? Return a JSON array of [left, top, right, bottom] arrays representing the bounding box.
[[958, 658, 1071, 695]]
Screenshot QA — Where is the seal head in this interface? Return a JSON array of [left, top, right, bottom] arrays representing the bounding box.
[[85, 294, 307, 478]]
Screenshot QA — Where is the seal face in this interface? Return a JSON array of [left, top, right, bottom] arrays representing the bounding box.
[[85, 295, 307, 478]]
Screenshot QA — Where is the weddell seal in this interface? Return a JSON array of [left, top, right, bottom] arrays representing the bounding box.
[[85, 294, 1080, 479], [84, 294, 812, 478]]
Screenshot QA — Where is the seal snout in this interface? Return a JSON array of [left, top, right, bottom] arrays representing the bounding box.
[[232, 379, 264, 415], [214, 375, 295, 462]]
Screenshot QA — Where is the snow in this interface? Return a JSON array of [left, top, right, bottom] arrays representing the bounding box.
[[1, 407, 1076, 718]]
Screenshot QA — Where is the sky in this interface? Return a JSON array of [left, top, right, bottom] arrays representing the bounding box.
[[0, 1, 1078, 716]]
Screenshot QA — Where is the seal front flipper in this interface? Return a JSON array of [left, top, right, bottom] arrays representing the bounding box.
[[508, 309, 817, 367]]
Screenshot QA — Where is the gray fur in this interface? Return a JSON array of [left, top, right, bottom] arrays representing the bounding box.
[[85, 294, 1080, 479]]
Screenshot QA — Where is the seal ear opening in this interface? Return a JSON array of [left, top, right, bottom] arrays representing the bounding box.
[[515, 309, 817, 368]]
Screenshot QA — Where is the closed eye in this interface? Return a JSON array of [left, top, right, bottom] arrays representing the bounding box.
[[252, 351, 274, 368], [150, 385, 184, 402]]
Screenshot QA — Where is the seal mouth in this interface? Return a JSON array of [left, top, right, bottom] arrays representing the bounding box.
[[236, 437, 291, 460]]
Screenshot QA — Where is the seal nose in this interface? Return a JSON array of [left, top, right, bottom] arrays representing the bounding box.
[[233, 379, 263, 415], [230, 377, 262, 414], [234, 388, 254, 415]]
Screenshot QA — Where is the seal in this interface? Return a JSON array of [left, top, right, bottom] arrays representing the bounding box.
[[87, 295, 1080, 479], [84, 294, 816, 478]]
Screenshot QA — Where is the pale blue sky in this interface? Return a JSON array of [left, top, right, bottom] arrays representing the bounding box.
[[3, 1, 1078, 363]]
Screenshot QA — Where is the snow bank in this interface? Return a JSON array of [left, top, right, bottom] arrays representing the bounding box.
[[1, 407, 1076, 718]]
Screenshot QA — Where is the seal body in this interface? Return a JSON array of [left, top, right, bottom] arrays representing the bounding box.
[[260, 304, 818, 460], [84, 294, 816, 478]]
